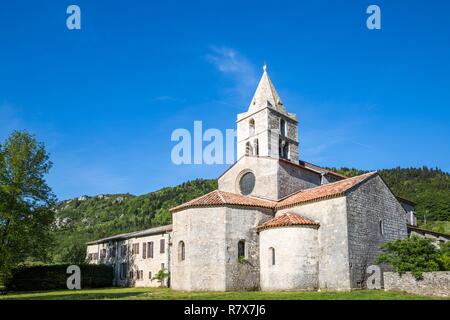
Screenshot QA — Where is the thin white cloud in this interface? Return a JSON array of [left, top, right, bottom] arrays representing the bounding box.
[[205, 46, 259, 102]]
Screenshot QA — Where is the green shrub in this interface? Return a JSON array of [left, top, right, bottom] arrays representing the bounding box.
[[377, 236, 449, 279], [5, 264, 113, 292], [151, 268, 169, 287]]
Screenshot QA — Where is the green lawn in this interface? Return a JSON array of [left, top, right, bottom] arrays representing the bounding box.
[[0, 287, 445, 300]]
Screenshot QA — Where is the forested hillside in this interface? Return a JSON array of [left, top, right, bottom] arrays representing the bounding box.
[[51, 179, 217, 263], [329, 167, 450, 223], [51, 167, 450, 263]]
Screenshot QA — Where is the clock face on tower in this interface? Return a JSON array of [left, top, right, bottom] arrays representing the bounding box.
[[239, 171, 256, 195]]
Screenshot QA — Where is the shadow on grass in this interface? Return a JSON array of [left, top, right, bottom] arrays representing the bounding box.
[[0, 288, 444, 300], [0, 287, 153, 300]]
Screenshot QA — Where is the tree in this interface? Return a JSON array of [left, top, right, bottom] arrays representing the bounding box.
[[377, 236, 449, 279], [438, 241, 450, 270], [0, 131, 56, 282], [152, 268, 169, 287]]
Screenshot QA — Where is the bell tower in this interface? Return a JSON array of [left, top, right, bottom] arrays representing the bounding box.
[[236, 65, 299, 163]]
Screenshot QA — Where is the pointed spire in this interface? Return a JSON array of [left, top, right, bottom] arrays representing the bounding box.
[[249, 64, 284, 112]]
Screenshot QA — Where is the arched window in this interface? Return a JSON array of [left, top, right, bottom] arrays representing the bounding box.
[[254, 139, 259, 156], [238, 240, 245, 260], [269, 247, 275, 266], [245, 142, 253, 156], [379, 220, 384, 236], [249, 119, 255, 137], [178, 241, 185, 261], [280, 119, 286, 136]]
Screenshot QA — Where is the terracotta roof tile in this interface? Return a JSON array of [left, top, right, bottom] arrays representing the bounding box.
[[170, 172, 377, 213], [170, 190, 277, 213], [258, 212, 319, 231], [276, 171, 377, 209]]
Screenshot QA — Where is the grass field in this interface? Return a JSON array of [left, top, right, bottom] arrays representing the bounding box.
[[0, 287, 446, 300]]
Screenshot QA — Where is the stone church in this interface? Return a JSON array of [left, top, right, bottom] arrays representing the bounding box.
[[87, 66, 423, 291], [169, 65, 410, 292]]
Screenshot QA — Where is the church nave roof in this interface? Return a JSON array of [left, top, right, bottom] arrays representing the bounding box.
[[257, 212, 320, 231], [276, 171, 378, 209], [170, 190, 277, 213]]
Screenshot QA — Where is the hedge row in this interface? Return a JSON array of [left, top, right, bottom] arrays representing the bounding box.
[[6, 264, 113, 291]]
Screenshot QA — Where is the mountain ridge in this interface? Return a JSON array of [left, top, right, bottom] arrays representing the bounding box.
[[50, 167, 450, 264]]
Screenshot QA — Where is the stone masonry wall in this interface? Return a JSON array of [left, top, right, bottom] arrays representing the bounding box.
[[259, 226, 319, 291], [237, 109, 269, 159], [86, 233, 170, 288], [171, 207, 227, 291], [278, 197, 352, 290], [384, 272, 450, 297], [218, 156, 280, 200], [346, 175, 408, 288], [224, 207, 273, 291], [278, 161, 321, 198]]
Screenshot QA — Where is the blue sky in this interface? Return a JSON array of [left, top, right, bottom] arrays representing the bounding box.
[[0, 1, 449, 200]]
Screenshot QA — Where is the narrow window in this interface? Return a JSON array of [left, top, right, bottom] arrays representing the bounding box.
[[281, 141, 289, 159], [379, 220, 384, 236], [161, 263, 165, 270], [269, 247, 275, 266], [140, 270, 143, 280], [245, 142, 253, 156], [278, 139, 283, 158], [160, 239, 165, 254], [100, 249, 106, 260], [280, 119, 286, 136], [238, 240, 245, 260], [143, 242, 147, 259], [148, 242, 154, 258], [254, 139, 259, 156], [179, 241, 185, 261], [120, 263, 127, 280], [249, 119, 255, 137], [149, 271, 152, 280]]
